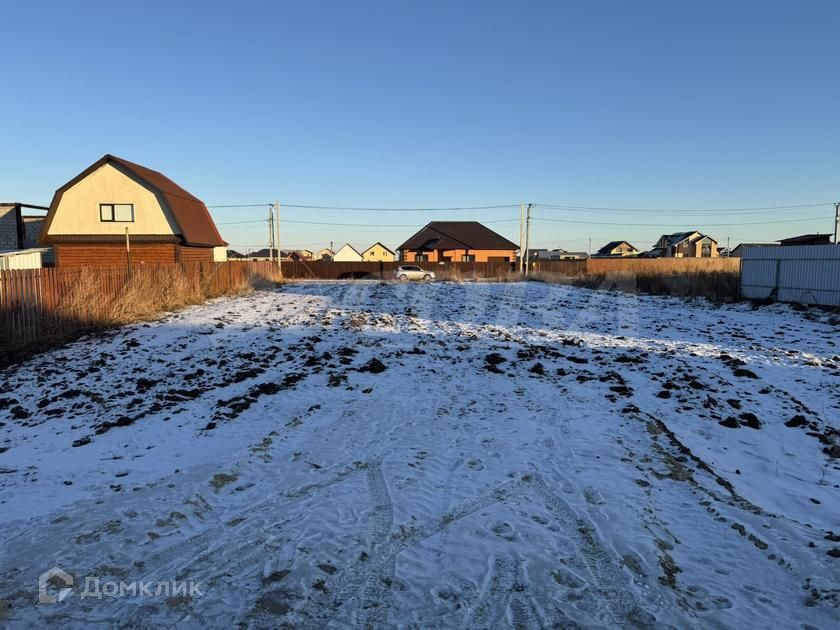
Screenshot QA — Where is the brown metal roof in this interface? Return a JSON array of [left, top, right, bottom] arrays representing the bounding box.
[[398, 222, 518, 252], [40, 154, 226, 248]]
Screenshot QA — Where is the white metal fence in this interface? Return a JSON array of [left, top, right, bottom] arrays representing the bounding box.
[[740, 244, 840, 306]]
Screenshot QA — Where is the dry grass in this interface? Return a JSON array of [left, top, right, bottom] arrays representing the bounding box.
[[0, 263, 282, 365], [529, 269, 740, 299]]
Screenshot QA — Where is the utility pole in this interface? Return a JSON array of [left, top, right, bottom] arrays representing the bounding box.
[[588, 237, 592, 257], [519, 203, 525, 274], [125, 226, 132, 276], [274, 200, 282, 275], [726, 236, 731, 257], [834, 202, 839, 245], [267, 205, 275, 262], [524, 203, 533, 276]]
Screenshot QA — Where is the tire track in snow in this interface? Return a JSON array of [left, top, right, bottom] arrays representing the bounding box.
[[356, 460, 395, 629], [529, 474, 656, 628], [296, 477, 521, 629]]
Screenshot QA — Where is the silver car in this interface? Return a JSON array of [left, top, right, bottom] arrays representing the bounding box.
[[395, 265, 435, 281]]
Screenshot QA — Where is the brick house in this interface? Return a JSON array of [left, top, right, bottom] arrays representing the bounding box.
[[39, 155, 227, 266], [397, 221, 518, 263], [0, 203, 48, 252]]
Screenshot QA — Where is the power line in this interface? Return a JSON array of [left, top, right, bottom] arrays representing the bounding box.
[[281, 218, 519, 227], [218, 218, 520, 228], [532, 215, 829, 227], [280, 203, 519, 212], [209, 202, 519, 212], [216, 219, 267, 226], [534, 202, 832, 213], [207, 203, 271, 208], [209, 200, 832, 213]]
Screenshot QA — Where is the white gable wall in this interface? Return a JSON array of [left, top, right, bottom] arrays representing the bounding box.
[[333, 244, 363, 261]]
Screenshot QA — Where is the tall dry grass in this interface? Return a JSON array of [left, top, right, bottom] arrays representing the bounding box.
[[1, 264, 282, 365], [529, 269, 740, 299]]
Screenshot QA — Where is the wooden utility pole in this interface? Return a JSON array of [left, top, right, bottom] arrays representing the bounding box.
[[125, 227, 132, 275], [274, 200, 282, 276], [524, 203, 533, 276], [267, 205, 275, 262], [834, 202, 839, 245], [519, 203, 525, 274]]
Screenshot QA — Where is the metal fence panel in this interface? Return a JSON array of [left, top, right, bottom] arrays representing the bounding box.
[[740, 245, 840, 305]]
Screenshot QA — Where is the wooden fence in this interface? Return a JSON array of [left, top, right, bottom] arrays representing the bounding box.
[[0, 261, 279, 352], [272, 258, 741, 280], [274, 260, 517, 280]]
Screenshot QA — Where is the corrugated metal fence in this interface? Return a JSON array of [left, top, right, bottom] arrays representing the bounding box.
[[740, 245, 840, 306]]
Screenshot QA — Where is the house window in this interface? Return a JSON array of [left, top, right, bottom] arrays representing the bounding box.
[[416, 254, 428, 262], [461, 254, 475, 262], [701, 238, 712, 258], [100, 203, 134, 222]]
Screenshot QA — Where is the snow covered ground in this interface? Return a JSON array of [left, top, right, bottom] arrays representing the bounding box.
[[0, 281, 838, 628]]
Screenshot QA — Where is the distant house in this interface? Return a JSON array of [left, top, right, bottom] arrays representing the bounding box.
[[314, 248, 334, 261], [530, 248, 588, 261], [529, 249, 551, 260], [398, 221, 518, 263], [247, 248, 272, 260], [777, 233, 832, 247], [362, 242, 396, 262], [0, 202, 51, 268], [226, 249, 246, 259], [248, 249, 307, 261], [647, 231, 719, 258], [0, 203, 47, 252], [594, 240, 639, 258], [284, 249, 312, 261], [39, 154, 227, 266], [553, 250, 589, 260], [730, 243, 775, 258], [333, 244, 363, 262]]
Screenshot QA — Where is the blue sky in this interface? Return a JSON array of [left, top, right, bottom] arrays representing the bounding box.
[[2, 0, 838, 253]]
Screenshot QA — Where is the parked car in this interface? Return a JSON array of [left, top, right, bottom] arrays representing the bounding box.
[[394, 265, 435, 281]]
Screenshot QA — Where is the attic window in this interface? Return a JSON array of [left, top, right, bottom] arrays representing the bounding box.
[[100, 203, 134, 222]]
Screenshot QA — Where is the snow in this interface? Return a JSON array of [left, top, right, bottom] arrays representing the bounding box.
[[0, 281, 838, 628]]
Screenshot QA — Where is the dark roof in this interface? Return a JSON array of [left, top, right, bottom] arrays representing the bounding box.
[[777, 233, 832, 246], [659, 231, 698, 247], [41, 154, 226, 248], [226, 249, 246, 259], [398, 221, 518, 251], [596, 240, 637, 255], [731, 243, 775, 251]]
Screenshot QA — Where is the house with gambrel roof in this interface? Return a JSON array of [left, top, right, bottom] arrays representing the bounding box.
[[39, 155, 226, 266]]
